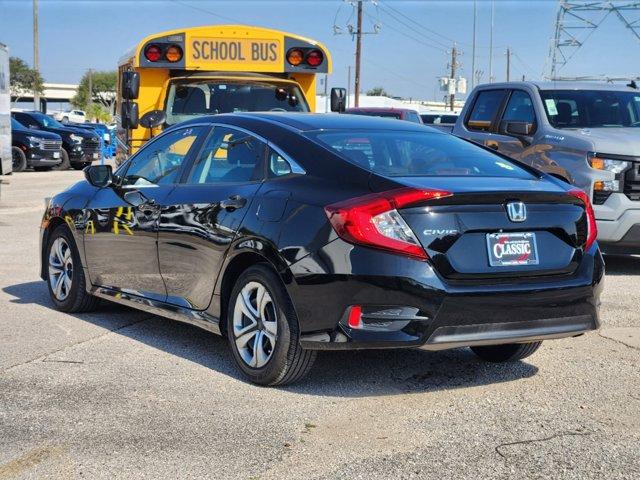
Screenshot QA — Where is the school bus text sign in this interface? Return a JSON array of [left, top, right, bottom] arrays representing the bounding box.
[[189, 37, 282, 68]]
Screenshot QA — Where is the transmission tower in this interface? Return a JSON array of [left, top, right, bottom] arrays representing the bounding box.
[[548, 1, 640, 79]]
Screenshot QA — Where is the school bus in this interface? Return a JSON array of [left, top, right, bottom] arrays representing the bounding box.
[[116, 24, 333, 161]]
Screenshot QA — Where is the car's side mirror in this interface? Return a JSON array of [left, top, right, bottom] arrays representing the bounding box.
[[121, 101, 139, 130], [122, 71, 140, 100], [330, 87, 347, 113], [84, 164, 113, 188], [139, 110, 167, 129], [505, 121, 533, 136]]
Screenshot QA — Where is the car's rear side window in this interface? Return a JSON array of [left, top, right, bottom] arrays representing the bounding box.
[[309, 130, 534, 178], [466, 90, 506, 131]]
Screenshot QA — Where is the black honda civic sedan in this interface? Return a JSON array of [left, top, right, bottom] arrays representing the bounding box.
[[40, 113, 603, 385]]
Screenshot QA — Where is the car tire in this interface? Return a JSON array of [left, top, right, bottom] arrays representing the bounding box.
[[471, 341, 542, 362], [46, 225, 100, 313], [226, 264, 316, 386], [53, 149, 71, 171], [11, 147, 27, 172]]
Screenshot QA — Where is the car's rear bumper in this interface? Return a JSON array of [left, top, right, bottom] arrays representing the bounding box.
[[291, 239, 604, 351]]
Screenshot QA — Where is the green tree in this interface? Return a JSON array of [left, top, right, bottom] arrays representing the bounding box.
[[366, 86, 389, 97], [9, 57, 44, 101], [71, 70, 116, 114], [88, 103, 111, 123]]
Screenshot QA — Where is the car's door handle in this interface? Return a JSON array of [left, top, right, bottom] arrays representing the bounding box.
[[219, 195, 247, 212]]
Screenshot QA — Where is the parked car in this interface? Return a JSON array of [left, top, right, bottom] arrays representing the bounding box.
[[52, 109, 86, 124], [70, 122, 115, 159], [453, 81, 640, 254], [12, 111, 101, 170], [345, 107, 423, 123], [11, 117, 62, 171], [41, 113, 603, 386], [420, 111, 460, 133]]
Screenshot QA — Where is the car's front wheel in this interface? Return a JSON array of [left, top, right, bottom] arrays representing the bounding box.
[[46, 225, 99, 312], [53, 149, 70, 170], [471, 341, 542, 362], [12, 147, 27, 172], [226, 264, 316, 386]]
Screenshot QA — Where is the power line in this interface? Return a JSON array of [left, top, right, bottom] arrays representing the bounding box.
[[170, 0, 241, 23], [377, 2, 450, 50], [364, 10, 447, 53]]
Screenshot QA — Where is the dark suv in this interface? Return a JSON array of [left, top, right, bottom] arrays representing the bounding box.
[[11, 118, 62, 171], [11, 111, 101, 170]]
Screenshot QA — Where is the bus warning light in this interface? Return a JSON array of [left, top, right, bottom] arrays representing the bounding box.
[[286, 48, 304, 66], [144, 45, 162, 62], [306, 50, 323, 67], [165, 45, 183, 63]]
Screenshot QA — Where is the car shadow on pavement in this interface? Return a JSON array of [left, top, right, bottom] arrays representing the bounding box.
[[3, 281, 538, 397], [603, 254, 640, 275]]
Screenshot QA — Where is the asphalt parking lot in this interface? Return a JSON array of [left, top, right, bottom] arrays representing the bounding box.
[[0, 170, 638, 480]]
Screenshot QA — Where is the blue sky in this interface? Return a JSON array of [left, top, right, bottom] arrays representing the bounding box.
[[1, 0, 639, 100]]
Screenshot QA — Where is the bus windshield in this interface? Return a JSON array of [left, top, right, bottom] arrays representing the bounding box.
[[165, 80, 309, 125]]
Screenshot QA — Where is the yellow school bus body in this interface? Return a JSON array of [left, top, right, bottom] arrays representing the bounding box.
[[117, 25, 331, 159]]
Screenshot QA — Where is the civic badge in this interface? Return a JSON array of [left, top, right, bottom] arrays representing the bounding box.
[[506, 201, 527, 222]]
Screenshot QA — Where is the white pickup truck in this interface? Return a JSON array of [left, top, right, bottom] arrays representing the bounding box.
[[52, 109, 86, 124]]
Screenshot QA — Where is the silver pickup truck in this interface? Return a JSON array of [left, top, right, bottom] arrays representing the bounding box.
[[453, 81, 640, 254]]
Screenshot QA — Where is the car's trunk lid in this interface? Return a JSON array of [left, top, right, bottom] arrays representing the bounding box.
[[371, 176, 587, 281]]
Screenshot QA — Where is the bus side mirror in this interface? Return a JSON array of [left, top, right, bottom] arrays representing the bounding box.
[[122, 71, 140, 100], [330, 87, 347, 113], [121, 101, 139, 130]]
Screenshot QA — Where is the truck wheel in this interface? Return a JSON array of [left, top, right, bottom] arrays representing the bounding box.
[[226, 264, 316, 386], [471, 341, 542, 362], [53, 149, 71, 171], [11, 147, 27, 172]]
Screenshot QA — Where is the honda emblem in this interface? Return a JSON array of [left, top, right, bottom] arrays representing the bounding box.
[[506, 202, 527, 222]]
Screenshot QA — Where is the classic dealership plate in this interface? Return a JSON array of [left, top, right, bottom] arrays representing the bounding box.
[[486, 232, 539, 267]]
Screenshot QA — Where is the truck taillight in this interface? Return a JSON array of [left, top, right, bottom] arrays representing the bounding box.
[[568, 188, 598, 251], [325, 188, 452, 260]]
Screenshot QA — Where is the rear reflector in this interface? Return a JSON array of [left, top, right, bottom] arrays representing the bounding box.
[[347, 305, 362, 329], [568, 188, 598, 251], [325, 188, 452, 260]]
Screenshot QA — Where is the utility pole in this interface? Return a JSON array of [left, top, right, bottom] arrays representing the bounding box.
[[33, 0, 40, 111], [347, 66, 351, 108], [489, 0, 494, 83], [506, 47, 511, 81], [323, 74, 328, 112], [471, 0, 477, 89], [354, 0, 363, 107], [449, 44, 458, 112]]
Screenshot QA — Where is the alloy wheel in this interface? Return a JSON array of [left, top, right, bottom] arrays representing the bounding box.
[[48, 237, 73, 301], [232, 281, 278, 368]]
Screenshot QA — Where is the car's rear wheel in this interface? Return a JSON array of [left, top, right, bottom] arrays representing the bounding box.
[[46, 225, 99, 313], [53, 149, 70, 170], [12, 147, 27, 172], [471, 341, 542, 362], [226, 264, 316, 386]]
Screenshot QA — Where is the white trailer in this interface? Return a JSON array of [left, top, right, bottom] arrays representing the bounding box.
[[0, 42, 11, 176]]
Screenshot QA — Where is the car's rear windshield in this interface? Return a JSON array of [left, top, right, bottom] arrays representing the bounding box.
[[541, 89, 640, 128], [308, 130, 534, 178]]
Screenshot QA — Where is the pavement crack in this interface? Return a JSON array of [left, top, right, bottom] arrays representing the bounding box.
[[597, 331, 640, 351], [495, 430, 592, 458], [1, 315, 154, 373]]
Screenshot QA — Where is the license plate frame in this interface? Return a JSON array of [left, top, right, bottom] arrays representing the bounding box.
[[486, 232, 539, 267], [92, 152, 99, 160]]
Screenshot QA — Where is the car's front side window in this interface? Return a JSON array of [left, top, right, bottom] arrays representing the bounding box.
[[121, 126, 204, 187]]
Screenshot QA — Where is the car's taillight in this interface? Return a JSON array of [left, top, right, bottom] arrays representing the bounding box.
[[325, 188, 452, 260], [568, 188, 598, 251]]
